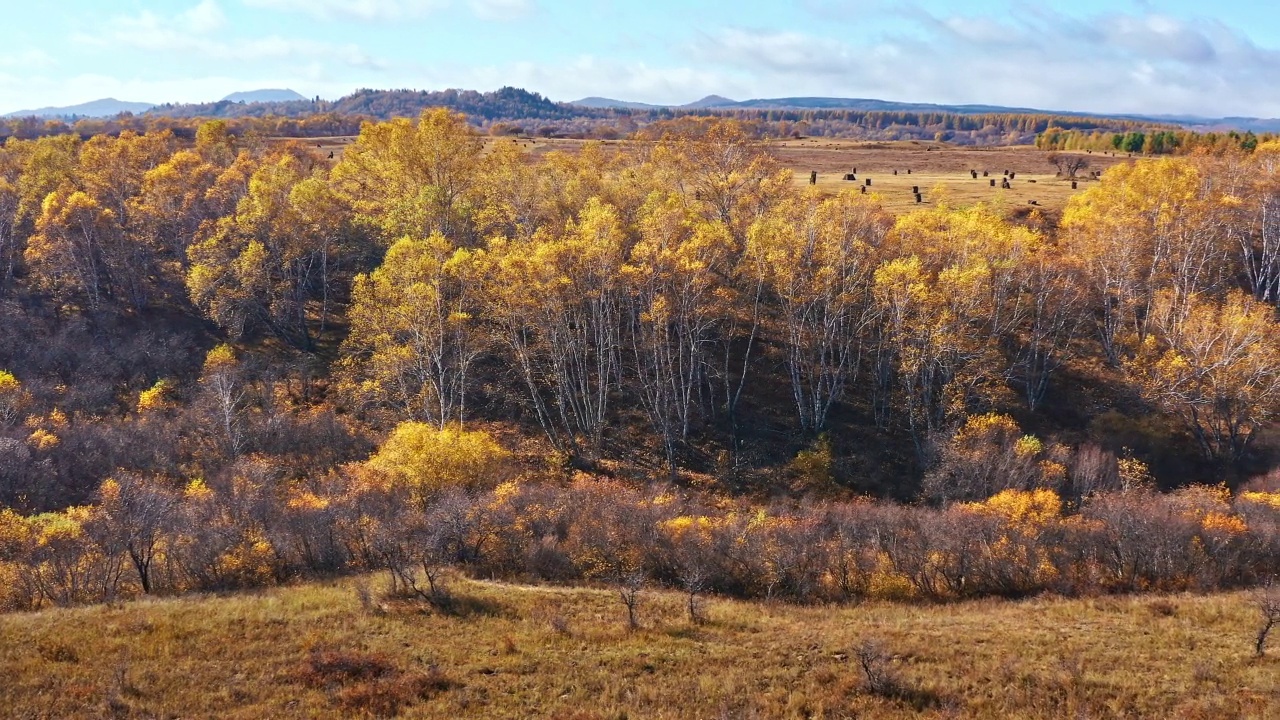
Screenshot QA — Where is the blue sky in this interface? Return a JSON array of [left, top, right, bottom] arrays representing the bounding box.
[[3, 0, 1280, 117]]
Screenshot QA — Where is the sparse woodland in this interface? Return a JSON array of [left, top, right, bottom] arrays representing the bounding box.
[[3, 110, 1280, 612]]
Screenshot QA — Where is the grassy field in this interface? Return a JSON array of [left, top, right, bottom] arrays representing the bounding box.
[[296, 135, 1118, 216], [772, 138, 1124, 215], [1, 575, 1275, 719]]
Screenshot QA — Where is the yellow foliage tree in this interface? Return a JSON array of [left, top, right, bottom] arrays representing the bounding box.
[[922, 413, 1050, 503], [0, 369, 25, 426], [342, 233, 483, 427], [479, 198, 627, 460], [1130, 290, 1280, 463], [746, 190, 890, 431], [1062, 158, 1229, 364], [332, 108, 484, 243], [366, 422, 511, 506]]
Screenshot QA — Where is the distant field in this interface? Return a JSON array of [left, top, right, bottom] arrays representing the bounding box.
[[773, 138, 1129, 215], [1, 576, 1275, 719], [295, 134, 1128, 218]]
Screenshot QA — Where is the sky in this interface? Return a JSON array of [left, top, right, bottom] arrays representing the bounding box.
[[3, 0, 1280, 117]]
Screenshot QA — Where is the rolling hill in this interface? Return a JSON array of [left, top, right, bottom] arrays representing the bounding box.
[[3, 98, 156, 118], [222, 89, 308, 104]]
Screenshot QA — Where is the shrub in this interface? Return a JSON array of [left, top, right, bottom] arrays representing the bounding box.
[[366, 423, 512, 505]]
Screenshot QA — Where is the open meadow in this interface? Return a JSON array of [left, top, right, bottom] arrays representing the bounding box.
[[771, 138, 1125, 215], [0, 576, 1276, 719], [297, 134, 1119, 216]]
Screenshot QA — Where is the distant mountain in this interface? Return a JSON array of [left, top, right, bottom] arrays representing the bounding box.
[[680, 95, 737, 109], [569, 95, 739, 110], [569, 93, 1280, 132], [570, 97, 663, 110], [4, 98, 156, 118], [222, 89, 307, 104], [150, 86, 581, 122]]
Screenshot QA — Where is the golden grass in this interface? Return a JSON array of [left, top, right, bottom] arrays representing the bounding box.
[[800, 170, 1080, 215], [297, 133, 1103, 218], [1, 575, 1275, 719]]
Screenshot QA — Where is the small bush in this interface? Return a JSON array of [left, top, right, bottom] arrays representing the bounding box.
[[300, 647, 458, 715]]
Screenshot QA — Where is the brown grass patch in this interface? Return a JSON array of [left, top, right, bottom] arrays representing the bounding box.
[[1, 578, 1277, 718]]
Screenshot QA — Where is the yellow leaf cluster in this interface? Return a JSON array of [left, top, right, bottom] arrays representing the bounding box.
[[366, 422, 511, 502], [962, 488, 1062, 526], [1239, 491, 1280, 511], [0, 370, 18, 395], [137, 378, 174, 413], [27, 428, 59, 451]]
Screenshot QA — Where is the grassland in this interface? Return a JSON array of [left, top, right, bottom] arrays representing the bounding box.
[[771, 138, 1121, 215], [299, 135, 1117, 216], [1, 575, 1275, 719]]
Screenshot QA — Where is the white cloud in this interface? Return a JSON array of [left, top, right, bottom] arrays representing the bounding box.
[[182, 0, 228, 33], [385, 55, 735, 105], [684, 11, 1280, 118], [694, 29, 856, 77], [242, 0, 449, 21], [0, 49, 56, 70], [468, 0, 533, 22], [243, 0, 533, 22], [78, 2, 386, 71]]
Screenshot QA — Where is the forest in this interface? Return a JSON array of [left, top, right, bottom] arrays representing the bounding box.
[[2, 86, 1186, 146], [1, 109, 1280, 612]]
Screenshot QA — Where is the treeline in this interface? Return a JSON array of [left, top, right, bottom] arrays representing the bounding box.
[[4, 86, 1178, 146], [2, 467, 1278, 610], [4, 110, 1280, 610], [0, 112, 370, 144], [4, 113, 1280, 495], [151, 87, 577, 123], [1037, 127, 1274, 155]]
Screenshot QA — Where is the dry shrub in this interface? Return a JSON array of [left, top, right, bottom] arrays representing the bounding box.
[[37, 640, 80, 663], [1256, 580, 1280, 657], [333, 667, 456, 716], [300, 647, 457, 715], [854, 639, 901, 697], [301, 648, 398, 688]]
